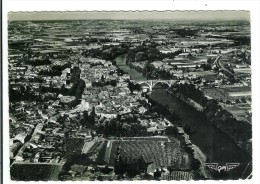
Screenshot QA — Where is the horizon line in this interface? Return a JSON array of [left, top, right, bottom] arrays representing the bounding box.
[[8, 11, 250, 22]]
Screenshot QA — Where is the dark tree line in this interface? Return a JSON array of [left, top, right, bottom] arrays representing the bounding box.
[[38, 69, 62, 76], [96, 117, 148, 138], [79, 107, 96, 128], [38, 63, 72, 76], [206, 35, 250, 46], [69, 66, 81, 83], [169, 83, 252, 153], [125, 45, 183, 80], [126, 45, 180, 64], [170, 83, 208, 106], [82, 44, 129, 61], [114, 154, 148, 179], [174, 28, 199, 37], [39, 85, 61, 94], [128, 81, 141, 93], [9, 85, 42, 102], [68, 79, 86, 99], [25, 57, 51, 66], [203, 99, 251, 146], [92, 80, 117, 87], [145, 94, 180, 123]]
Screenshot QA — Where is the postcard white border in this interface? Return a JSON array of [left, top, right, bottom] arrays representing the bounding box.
[[2, 0, 260, 184]]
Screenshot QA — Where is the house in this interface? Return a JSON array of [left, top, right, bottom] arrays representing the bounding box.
[[151, 61, 165, 69], [41, 152, 53, 161], [15, 155, 24, 162], [235, 64, 248, 68], [138, 106, 147, 114], [14, 133, 29, 144], [70, 164, 87, 177], [178, 53, 191, 58], [96, 113, 117, 119], [10, 142, 23, 158], [34, 152, 41, 163], [76, 129, 92, 138], [130, 102, 140, 107]]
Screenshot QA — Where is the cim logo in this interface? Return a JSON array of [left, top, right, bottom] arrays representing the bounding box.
[[205, 163, 240, 173]]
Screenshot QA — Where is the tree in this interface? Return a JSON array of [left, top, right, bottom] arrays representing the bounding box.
[[101, 75, 105, 82], [137, 155, 147, 173], [128, 81, 134, 93], [81, 111, 89, 127], [191, 159, 201, 170], [89, 107, 96, 126], [165, 126, 178, 136], [60, 84, 68, 95], [167, 165, 175, 175]]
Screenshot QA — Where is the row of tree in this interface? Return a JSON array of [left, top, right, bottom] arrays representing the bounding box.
[[9, 85, 42, 102], [126, 45, 182, 64], [79, 108, 96, 128], [114, 154, 148, 178], [82, 44, 129, 61], [169, 83, 252, 153], [25, 57, 51, 66], [92, 80, 117, 87], [128, 80, 141, 93], [38, 63, 72, 76], [96, 118, 148, 138], [145, 94, 180, 123]]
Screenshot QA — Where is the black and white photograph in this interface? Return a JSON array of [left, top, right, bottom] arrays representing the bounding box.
[[2, 1, 260, 183]]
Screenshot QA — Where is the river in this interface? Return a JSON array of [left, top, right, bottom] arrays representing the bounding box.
[[115, 55, 252, 179]]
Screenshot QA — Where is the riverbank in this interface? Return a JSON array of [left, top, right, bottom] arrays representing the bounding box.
[[177, 127, 209, 179], [166, 90, 203, 112], [178, 127, 209, 179], [114, 55, 147, 81], [167, 89, 251, 155]]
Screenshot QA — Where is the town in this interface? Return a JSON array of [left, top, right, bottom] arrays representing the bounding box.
[[8, 19, 251, 180]]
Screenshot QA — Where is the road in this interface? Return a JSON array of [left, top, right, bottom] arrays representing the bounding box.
[[213, 51, 235, 76]]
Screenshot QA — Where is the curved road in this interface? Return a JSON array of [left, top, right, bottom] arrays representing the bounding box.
[[215, 55, 234, 76]]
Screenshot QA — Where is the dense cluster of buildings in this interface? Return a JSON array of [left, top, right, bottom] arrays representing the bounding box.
[[9, 20, 199, 181]]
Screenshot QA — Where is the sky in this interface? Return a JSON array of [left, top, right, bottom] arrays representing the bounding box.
[[8, 11, 250, 22]]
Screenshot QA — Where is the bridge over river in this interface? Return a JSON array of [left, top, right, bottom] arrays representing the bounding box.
[[133, 80, 177, 91]]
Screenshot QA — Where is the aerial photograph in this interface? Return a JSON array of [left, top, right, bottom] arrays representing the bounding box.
[[8, 11, 252, 181]]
